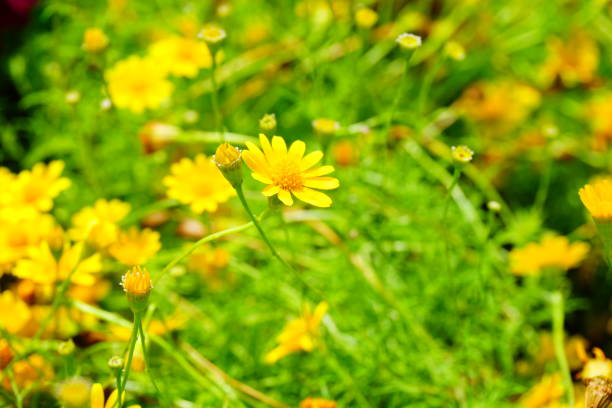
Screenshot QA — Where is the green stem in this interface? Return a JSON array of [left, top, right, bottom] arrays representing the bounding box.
[[442, 167, 462, 274], [138, 321, 166, 406], [550, 291, 574, 408], [6, 366, 22, 408], [235, 186, 323, 299], [210, 56, 224, 141], [383, 51, 414, 149], [118, 312, 142, 407]]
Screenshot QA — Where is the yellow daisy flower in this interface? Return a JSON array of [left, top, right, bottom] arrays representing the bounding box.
[[70, 199, 131, 248], [82, 28, 109, 52], [579, 177, 612, 221], [243, 134, 340, 207], [520, 373, 564, 408], [90, 383, 141, 408], [9, 161, 70, 212], [149, 36, 212, 78], [0, 291, 31, 334], [108, 228, 161, 266], [105, 55, 173, 113], [163, 154, 236, 214], [355, 7, 378, 29], [509, 235, 589, 276], [56, 377, 91, 408], [265, 302, 328, 364], [13, 241, 102, 286]]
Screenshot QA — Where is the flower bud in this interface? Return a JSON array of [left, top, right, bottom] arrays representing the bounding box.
[[108, 355, 124, 370], [82, 28, 109, 53], [213, 143, 243, 187], [58, 340, 75, 356], [259, 113, 277, 135], [121, 266, 152, 312], [312, 118, 340, 136]]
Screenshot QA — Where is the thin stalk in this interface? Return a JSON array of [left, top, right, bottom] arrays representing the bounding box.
[[417, 57, 445, 115], [383, 51, 415, 149], [442, 167, 462, 274], [6, 367, 22, 408], [138, 322, 166, 407], [117, 312, 142, 407], [550, 292, 574, 408], [210, 56, 224, 141]]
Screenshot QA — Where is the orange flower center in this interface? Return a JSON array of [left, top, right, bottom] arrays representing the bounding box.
[[272, 160, 302, 191]]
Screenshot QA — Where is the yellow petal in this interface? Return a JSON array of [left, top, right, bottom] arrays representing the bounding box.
[[271, 136, 287, 154], [278, 189, 294, 206], [252, 172, 272, 184], [289, 140, 306, 159], [259, 133, 273, 157], [263, 185, 281, 196], [91, 383, 104, 408], [303, 177, 339, 190], [303, 165, 335, 178], [105, 390, 119, 408], [293, 188, 332, 207], [300, 151, 324, 171]]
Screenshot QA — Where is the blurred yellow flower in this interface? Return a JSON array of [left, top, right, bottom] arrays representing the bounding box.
[[587, 94, 612, 151], [509, 235, 589, 276], [580, 177, 612, 222], [451, 145, 474, 163], [300, 397, 337, 408], [445, 40, 466, 61], [396, 33, 422, 50], [149, 36, 212, 78], [578, 347, 612, 380], [520, 373, 564, 408], [109, 227, 161, 265], [90, 383, 141, 408], [265, 302, 328, 364], [56, 377, 91, 408], [1, 354, 53, 390], [198, 24, 226, 44], [540, 29, 599, 87], [14, 241, 102, 286], [70, 199, 131, 248], [106, 55, 173, 113], [7, 161, 70, 212], [82, 28, 109, 52], [312, 118, 340, 135], [355, 7, 378, 29], [0, 290, 31, 333], [243, 134, 340, 207], [163, 154, 236, 214]]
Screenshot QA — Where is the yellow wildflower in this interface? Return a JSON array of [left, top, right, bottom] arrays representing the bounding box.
[[56, 377, 91, 408], [243, 134, 340, 207], [8, 161, 70, 212], [578, 347, 612, 380], [300, 398, 337, 408], [451, 145, 474, 163], [509, 235, 589, 276], [163, 154, 236, 214], [355, 7, 378, 29], [332, 140, 357, 167], [0, 291, 31, 334], [587, 94, 612, 151], [445, 40, 466, 61], [265, 302, 328, 364], [121, 266, 152, 313], [70, 199, 131, 248], [1, 354, 53, 390], [14, 241, 102, 286], [396, 33, 422, 50], [520, 373, 564, 408], [579, 177, 612, 221], [259, 113, 277, 133], [105, 55, 173, 113], [312, 118, 340, 135], [90, 383, 141, 408], [109, 227, 161, 266], [198, 24, 227, 44], [82, 28, 109, 52], [540, 29, 599, 87], [149, 36, 212, 78]]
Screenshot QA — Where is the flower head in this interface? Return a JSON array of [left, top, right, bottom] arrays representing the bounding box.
[[312, 118, 340, 136], [109, 227, 161, 266], [265, 302, 328, 364], [198, 25, 226, 44], [70, 199, 131, 248], [214, 143, 243, 187], [355, 7, 378, 29], [149, 36, 212, 78], [578, 348, 612, 380], [56, 377, 91, 408], [243, 134, 340, 207], [585, 376, 612, 408], [105, 55, 173, 113], [451, 145, 474, 163], [300, 398, 337, 408], [580, 177, 612, 221], [520, 373, 563, 408], [121, 266, 152, 311], [259, 113, 277, 133], [163, 154, 236, 213], [91, 383, 141, 408], [9, 161, 70, 212], [445, 40, 466, 61], [540, 29, 598, 87], [82, 28, 109, 52], [396, 33, 422, 50], [509, 235, 589, 276], [0, 291, 31, 334]]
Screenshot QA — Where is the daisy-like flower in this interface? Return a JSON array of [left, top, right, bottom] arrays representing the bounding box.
[[70, 199, 131, 248], [163, 154, 236, 214], [105, 55, 173, 113], [90, 383, 141, 408], [121, 266, 152, 312], [198, 25, 226, 44], [8, 161, 71, 212], [0, 291, 31, 334], [149, 36, 212, 78], [264, 302, 328, 364], [396, 33, 422, 50], [519, 373, 564, 408], [82, 28, 109, 52], [13, 241, 102, 286], [312, 118, 340, 136], [355, 7, 378, 29], [56, 377, 91, 408], [579, 177, 612, 221], [243, 134, 340, 207], [108, 227, 161, 266], [509, 235, 589, 276], [451, 145, 474, 163]]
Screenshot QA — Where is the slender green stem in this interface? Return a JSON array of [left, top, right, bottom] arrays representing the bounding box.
[[235, 186, 324, 299], [550, 291, 574, 408], [442, 167, 462, 274], [118, 312, 142, 407], [6, 366, 22, 408], [210, 56, 224, 141], [138, 322, 166, 406], [383, 51, 415, 149], [417, 57, 445, 115]]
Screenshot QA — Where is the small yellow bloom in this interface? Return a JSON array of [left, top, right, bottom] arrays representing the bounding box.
[[578, 347, 612, 380], [243, 134, 340, 207], [259, 113, 277, 133], [70, 199, 131, 248], [312, 118, 340, 135], [56, 377, 91, 408], [163, 154, 236, 214], [396, 32, 422, 50], [300, 397, 337, 408], [355, 7, 378, 29], [121, 266, 152, 297], [90, 383, 141, 408], [198, 25, 226, 44], [579, 178, 612, 221], [540, 29, 599, 87], [445, 40, 466, 61], [587, 94, 612, 151], [265, 302, 328, 364], [520, 373, 564, 408], [0, 291, 31, 334], [109, 227, 161, 266], [214, 143, 241, 168], [0, 210, 59, 268], [105, 55, 173, 113], [451, 145, 474, 163], [8, 161, 70, 212], [82, 28, 109, 52], [149, 36, 212, 78], [2, 354, 53, 389], [509, 235, 589, 276]]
